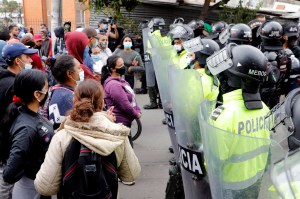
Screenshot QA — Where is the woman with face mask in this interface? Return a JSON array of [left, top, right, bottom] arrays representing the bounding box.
[[101, 55, 142, 147], [91, 35, 113, 80], [113, 35, 144, 88], [46, 55, 84, 130], [1, 69, 54, 199]]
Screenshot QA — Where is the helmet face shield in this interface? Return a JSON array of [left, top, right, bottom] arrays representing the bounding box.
[[206, 46, 234, 75], [182, 36, 204, 53], [168, 24, 194, 41], [265, 101, 294, 148], [219, 27, 231, 44]]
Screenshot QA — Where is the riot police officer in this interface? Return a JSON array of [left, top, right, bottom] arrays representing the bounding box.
[[185, 38, 220, 100], [188, 19, 212, 38], [259, 21, 295, 108], [206, 44, 270, 198], [229, 23, 252, 45], [209, 21, 228, 48], [168, 24, 194, 69], [143, 17, 169, 109]]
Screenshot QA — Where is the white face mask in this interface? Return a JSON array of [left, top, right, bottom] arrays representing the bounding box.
[[18, 58, 32, 70], [174, 44, 182, 52], [77, 71, 84, 84], [72, 70, 85, 85], [24, 63, 33, 70]]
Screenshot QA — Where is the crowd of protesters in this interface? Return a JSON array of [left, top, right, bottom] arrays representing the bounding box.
[[0, 18, 143, 199]]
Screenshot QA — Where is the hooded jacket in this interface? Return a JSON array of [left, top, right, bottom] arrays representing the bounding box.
[[65, 31, 96, 80], [104, 77, 141, 127], [0, 68, 15, 118], [34, 112, 141, 196], [54, 27, 66, 55]]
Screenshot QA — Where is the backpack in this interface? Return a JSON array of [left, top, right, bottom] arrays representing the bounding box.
[[60, 138, 118, 199]]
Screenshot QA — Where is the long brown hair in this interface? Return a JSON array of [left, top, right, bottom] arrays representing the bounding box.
[[70, 79, 104, 122]]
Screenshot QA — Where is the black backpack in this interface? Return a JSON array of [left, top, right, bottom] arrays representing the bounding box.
[[60, 138, 118, 199]]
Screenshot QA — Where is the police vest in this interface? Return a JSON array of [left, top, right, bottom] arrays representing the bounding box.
[[211, 89, 271, 190], [196, 68, 219, 101]]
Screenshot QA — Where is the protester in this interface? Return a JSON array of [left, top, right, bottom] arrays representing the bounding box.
[[97, 17, 120, 52], [34, 79, 141, 197], [53, 26, 67, 56], [40, 29, 52, 58], [33, 34, 43, 57], [63, 21, 72, 33], [2, 69, 54, 199], [82, 27, 100, 72], [0, 27, 11, 42], [65, 31, 96, 80], [8, 25, 19, 40], [91, 34, 112, 79], [113, 35, 144, 88], [102, 55, 142, 151], [47, 55, 83, 130], [20, 35, 45, 72]]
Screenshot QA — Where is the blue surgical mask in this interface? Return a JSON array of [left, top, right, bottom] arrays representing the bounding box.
[[93, 39, 98, 48], [102, 24, 108, 30], [91, 54, 101, 62], [124, 42, 132, 49]]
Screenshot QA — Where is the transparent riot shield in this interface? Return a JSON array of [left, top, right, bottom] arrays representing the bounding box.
[[271, 149, 300, 199], [149, 33, 180, 163], [169, 67, 212, 198], [198, 99, 287, 199], [266, 101, 300, 198], [142, 28, 156, 87]]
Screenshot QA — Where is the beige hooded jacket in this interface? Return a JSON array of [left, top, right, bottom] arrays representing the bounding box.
[[34, 111, 141, 196]]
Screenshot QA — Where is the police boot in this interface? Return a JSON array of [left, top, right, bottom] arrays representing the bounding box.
[[157, 92, 163, 109], [143, 87, 158, 109]]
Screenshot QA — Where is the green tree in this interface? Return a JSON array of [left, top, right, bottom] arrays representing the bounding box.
[[83, 0, 140, 33], [218, 0, 263, 24], [1, 0, 18, 19]]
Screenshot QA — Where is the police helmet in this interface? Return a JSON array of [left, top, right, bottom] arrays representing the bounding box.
[[283, 22, 300, 38], [207, 44, 267, 109], [199, 39, 220, 56], [138, 20, 149, 30], [149, 17, 165, 29], [168, 24, 194, 41], [228, 44, 267, 84], [259, 21, 283, 40], [229, 23, 252, 44], [212, 21, 228, 34], [188, 19, 205, 31], [170, 18, 184, 30], [195, 39, 220, 65]]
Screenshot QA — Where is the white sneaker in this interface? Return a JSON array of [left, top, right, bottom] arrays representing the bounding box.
[[118, 178, 135, 186]]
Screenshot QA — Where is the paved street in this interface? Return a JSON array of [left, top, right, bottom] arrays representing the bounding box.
[[119, 94, 173, 199]]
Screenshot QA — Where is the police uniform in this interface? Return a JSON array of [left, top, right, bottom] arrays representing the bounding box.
[[211, 89, 270, 198], [196, 68, 219, 101]]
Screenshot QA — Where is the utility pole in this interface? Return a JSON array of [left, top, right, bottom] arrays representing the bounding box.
[[51, 0, 62, 57]]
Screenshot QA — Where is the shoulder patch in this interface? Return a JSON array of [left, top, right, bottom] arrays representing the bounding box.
[[211, 105, 225, 121]]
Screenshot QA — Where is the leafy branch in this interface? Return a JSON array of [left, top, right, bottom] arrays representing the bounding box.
[[218, 0, 263, 24]]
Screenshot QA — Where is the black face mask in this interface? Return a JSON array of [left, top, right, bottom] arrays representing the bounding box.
[[115, 66, 126, 76], [39, 92, 48, 107]]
